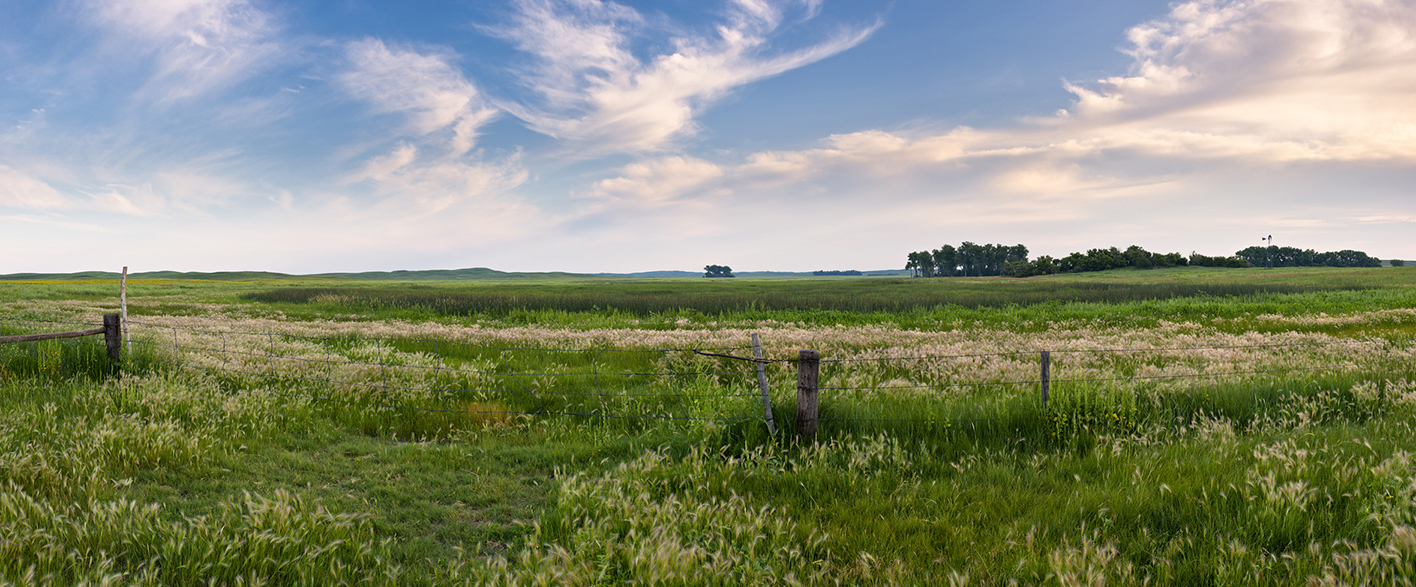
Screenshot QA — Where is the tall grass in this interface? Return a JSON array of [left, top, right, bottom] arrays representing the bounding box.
[[243, 279, 1363, 316], [232, 273, 1416, 335], [0, 326, 162, 382], [5, 276, 1416, 585]]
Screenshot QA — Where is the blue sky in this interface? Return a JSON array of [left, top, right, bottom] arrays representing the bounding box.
[[2, 0, 1413, 273]]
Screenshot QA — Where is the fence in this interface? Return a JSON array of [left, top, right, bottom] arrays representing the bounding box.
[[2, 316, 1411, 439], [799, 338, 1413, 437], [124, 318, 771, 426], [0, 314, 124, 360]]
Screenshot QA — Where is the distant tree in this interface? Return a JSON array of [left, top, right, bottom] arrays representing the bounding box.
[[956, 241, 979, 276], [1321, 250, 1381, 268], [1235, 246, 1380, 268], [1007, 244, 1029, 266], [981, 243, 1001, 275], [1237, 245, 1305, 267], [1123, 245, 1153, 269], [932, 245, 958, 277], [1046, 246, 1187, 273], [907, 242, 1031, 277], [1190, 253, 1250, 268], [1003, 255, 1058, 278], [1393, 259, 1406, 267], [1077, 247, 1126, 272], [1034, 255, 1059, 275], [1154, 252, 1188, 268], [703, 265, 735, 278], [906, 251, 935, 277]]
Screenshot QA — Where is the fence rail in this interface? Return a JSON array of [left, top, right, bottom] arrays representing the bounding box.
[[0, 314, 123, 360]]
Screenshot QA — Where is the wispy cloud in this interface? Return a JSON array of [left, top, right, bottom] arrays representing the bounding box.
[[338, 39, 528, 216], [0, 165, 68, 209], [71, 165, 270, 217], [587, 156, 724, 209], [346, 145, 530, 214], [80, 0, 284, 101], [340, 38, 499, 157], [3, 214, 109, 233], [486, 0, 878, 153]]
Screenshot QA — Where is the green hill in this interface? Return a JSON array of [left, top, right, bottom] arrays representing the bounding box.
[[0, 267, 595, 282]]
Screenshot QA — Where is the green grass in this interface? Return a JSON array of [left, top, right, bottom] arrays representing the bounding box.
[[0, 323, 165, 381], [221, 266, 1416, 335], [4, 267, 1416, 584], [8, 266, 1416, 334], [240, 266, 1400, 315]]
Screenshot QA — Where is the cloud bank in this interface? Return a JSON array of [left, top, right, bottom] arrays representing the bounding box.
[[626, 0, 1416, 198]]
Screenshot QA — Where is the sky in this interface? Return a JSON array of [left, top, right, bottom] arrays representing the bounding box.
[[1, 0, 1413, 274]]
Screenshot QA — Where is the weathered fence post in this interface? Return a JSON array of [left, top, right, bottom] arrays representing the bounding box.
[[1040, 350, 1050, 408], [121, 266, 131, 357], [104, 313, 121, 362], [751, 333, 778, 435], [797, 349, 819, 440]]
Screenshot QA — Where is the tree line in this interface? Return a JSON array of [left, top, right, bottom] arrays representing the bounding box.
[[905, 242, 1030, 277], [906, 243, 1385, 278], [1233, 246, 1380, 268]]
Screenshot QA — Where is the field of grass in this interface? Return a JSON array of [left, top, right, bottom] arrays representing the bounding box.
[[3, 266, 1416, 585], [236, 265, 1409, 319]]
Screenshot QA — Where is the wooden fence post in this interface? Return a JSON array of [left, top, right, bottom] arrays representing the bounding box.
[[104, 313, 121, 362], [121, 267, 130, 357], [797, 349, 819, 440], [1040, 350, 1050, 408], [751, 333, 778, 435]]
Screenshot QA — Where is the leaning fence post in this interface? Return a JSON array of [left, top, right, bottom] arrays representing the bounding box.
[[120, 266, 131, 357], [1040, 350, 1050, 408], [104, 313, 121, 362], [751, 333, 778, 435], [797, 349, 819, 440]]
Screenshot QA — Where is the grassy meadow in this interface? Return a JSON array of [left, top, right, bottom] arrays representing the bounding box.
[[2, 266, 1416, 585]]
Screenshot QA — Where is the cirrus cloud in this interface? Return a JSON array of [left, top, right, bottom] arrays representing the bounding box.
[[0, 165, 67, 209], [486, 0, 879, 154], [337, 39, 528, 218], [340, 38, 500, 157], [80, 0, 284, 101]]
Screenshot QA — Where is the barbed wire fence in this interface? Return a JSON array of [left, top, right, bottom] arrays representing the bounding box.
[[116, 318, 781, 426], [803, 338, 1415, 437], [3, 316, 1413, 437]]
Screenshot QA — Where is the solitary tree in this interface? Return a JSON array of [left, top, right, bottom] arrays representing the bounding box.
[[703, 265, 735, 278]]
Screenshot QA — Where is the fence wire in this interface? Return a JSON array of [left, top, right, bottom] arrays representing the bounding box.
[[119, 321, 771, 424], [809, 337, 1412, 424], [4, 317, 1412, 429]]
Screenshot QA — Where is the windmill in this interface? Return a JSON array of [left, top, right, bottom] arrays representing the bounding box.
[[1261, 235, 1273, 269]]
